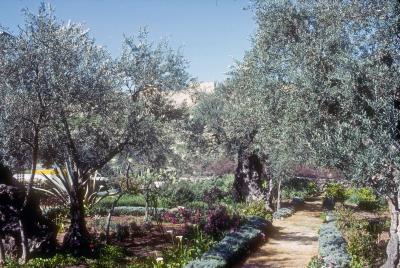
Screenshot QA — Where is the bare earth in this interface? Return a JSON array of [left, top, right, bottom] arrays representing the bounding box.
[[238, 199, 323, 268]]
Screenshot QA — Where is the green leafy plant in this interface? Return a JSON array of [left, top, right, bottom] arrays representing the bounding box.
[[37, 162, 116, 211], [307, 256, 325, 268], [238, 201, 273, 221], [323, 183, 346, 202], [345, 187, 378, 211]]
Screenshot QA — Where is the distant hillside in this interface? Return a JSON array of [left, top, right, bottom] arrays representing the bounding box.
[[169, 81, 215, 107]]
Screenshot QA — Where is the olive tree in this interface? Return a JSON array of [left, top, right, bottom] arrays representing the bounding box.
[[250, 0, 400, 265], [0, 5, 190, 255]]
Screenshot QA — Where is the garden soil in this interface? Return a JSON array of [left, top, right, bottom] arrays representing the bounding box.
[[238, 199, 323, 268]]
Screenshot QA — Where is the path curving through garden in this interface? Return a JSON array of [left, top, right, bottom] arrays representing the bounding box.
[[238, 199, 323, 268]]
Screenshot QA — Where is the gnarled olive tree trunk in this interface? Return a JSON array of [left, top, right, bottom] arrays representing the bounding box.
[[63, 173, 90, 255], [384, 196, 400, 268], [233, 150, 264, 202]]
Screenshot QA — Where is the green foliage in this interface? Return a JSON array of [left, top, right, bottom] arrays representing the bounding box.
[[6, 254, 81, 268], [97, 194, 146, 209], [334, 205, 387, 266], [307, 256, 326, 268], [91, 206, 166, 217], [320, 212, 328, 223], [282, 179, 319, 200], [323, 183, 346, 202], [345, 187, 378, 211], [161, 226, 215, 268], [91, 245, 126, 268], [161, 175, 235, 208], [237, 201, 273, 221]]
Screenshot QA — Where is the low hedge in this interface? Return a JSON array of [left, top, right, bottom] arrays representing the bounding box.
[[91, 206, 166, 216], [273, 207, 295, 219], [318, 212, 351, 267], [184, 217, 272, 268]]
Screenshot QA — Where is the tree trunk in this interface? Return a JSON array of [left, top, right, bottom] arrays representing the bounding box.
[[63, 179, 90, 255], [19, 125, 39, 264], [233, 150, 264, 202], [277, 179, 282, 210], [144, 191, 149, 222], [383, 197, 400, 268], [105, 194, 123, 244], [18, 220, 28, 264], [0, 235, 5, 266], [265, 177, 275, 211]]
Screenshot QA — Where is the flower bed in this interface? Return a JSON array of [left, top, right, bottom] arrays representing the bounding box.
[[184, 216, 272, 268]]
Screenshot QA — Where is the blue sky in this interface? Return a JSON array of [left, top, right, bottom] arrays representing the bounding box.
[[0, 0, 255, 82]]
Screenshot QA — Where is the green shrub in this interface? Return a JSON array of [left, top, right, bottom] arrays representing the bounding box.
[[282, 178, 320, 200], [324, 183, 346, 202], [91, 205, 166, 217], [238, 201, 273, 221], [186, 201, 209, 210], [307, 256, 325, 268], [345, 187, 378, 211], [334, 205, 387, 267], [25, 254, 81, 268], [161, 175, 235, 208], [92, 245, 126, 268], [346, 228, 375, 267], [96, 194, 146, 209], [163, 226, 215, 267]]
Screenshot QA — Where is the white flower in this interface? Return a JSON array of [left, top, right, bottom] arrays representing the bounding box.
[[156, 257, 164, 263], [175, 235, 183, 242]]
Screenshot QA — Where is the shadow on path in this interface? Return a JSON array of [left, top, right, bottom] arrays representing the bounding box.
[[236, 199, 323, 268]]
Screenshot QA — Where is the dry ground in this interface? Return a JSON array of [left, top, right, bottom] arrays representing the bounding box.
[[238, 199, 323, 268]]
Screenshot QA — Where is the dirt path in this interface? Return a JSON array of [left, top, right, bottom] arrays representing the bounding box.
[[238, 199, 323, 268]]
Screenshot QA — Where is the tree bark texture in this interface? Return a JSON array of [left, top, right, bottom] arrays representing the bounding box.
[[383, 197, 400, 268], [63, 178, 90, 255], [233, 150, 264, 202]]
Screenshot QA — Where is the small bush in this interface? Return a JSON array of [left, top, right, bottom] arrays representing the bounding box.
[[92, 245, 126, 268], [273, 207, 295, 219], [282, 178, 319, 200], [25, 254, 81, 268], [345, 187, 378, 211], [186, 201, 209, 210], [318, 212, 351, 267], [238, 201, 273, 221], [97, 194, 146, 209], [307, 256, 325, 268], [324, 183, 346, 202]]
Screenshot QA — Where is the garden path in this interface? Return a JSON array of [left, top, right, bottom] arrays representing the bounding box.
[[238, 199, 323, 268]]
